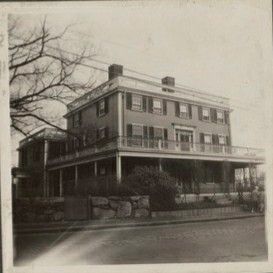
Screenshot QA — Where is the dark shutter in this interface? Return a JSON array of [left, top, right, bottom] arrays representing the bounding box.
[[79, 111, 82, 126], [212, 134, 218, 145], [148, 97, 153, 113], [104, 97, 109, 114], [149, 127, 154, 139], [142, 96, 147, 112], [175, 102, 180, 117], [127, 124, 132, 137], [200, 133, 204, 144], [164, 128, 168, 140], [143, 126, 148, 139], [224, 111, 229, 124], [126, 93, 132, 110], [96, 129, 99, 140], [105, 127, 109, 138], [210, 108, 215, 122], [96, 102, 99, 117], [198, 106, 202, 120], [226, 136, 230, 146], [163, 99, 167, 115], [72, 115, 75, 127], [188, 104, 192, 119], [214, 109, 217, 122]]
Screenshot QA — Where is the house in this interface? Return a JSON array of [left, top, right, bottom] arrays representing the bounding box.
[[12, 128, 66, 198], [14, 64, 265, 198]]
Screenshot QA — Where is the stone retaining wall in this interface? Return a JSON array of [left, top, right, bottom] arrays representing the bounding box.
[[90, 195, 150, 219]]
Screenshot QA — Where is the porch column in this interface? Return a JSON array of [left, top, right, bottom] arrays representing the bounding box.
[[43, 140, 49, 197], [59, 169, 63, 197], [116, 153, 122, 183], [94, 161, 98, 176], [75, 165, 78, 190], [159, 158, 163, 172], [222, 161, 231, 194]]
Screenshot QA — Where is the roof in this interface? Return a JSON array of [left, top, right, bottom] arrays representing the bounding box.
[[19, 128, 66, 148], [66, 75, 230, 116]]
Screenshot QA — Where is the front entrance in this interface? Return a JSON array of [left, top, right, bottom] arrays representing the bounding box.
[[175, 129, 194, 151]]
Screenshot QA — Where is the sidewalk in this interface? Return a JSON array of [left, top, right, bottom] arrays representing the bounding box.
[[14, 211, 264, 235]]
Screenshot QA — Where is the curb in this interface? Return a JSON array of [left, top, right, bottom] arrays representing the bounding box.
[[15, 213, 264, 235]]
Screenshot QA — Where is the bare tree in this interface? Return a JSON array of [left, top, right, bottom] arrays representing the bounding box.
[[9, 16, 96, 136]]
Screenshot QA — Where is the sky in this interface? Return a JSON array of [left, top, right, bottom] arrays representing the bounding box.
[[9, 0, 272, 166]]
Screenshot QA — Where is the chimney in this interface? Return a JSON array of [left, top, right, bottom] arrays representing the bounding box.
[[108, 64, 123, 80], [162, 76, 175, 92]]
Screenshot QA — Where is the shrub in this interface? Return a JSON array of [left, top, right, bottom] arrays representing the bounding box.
[[124, 166, 179, 210]]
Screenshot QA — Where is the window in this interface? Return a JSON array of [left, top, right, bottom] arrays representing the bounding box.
[[99, 100, 105, 116], [32, 145, 41, 161], [202, 108, 210, 121], [153, 99, 162, 114], [132, 94, 142, 111], [73, 111, 82, 127], [132, 124, 143, 137], [217, 110, 224, 123], [179, 103, 188, 118], [98, 127, 106, 139], [219, 135, 225, 145], [204, 134, 212, 144], [154, 127, 163, 139]]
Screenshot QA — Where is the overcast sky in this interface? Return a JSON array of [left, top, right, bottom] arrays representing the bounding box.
[[10, 0, 272, 166]]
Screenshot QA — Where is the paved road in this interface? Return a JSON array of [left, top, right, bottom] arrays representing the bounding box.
[[14, 217, 267, 266]]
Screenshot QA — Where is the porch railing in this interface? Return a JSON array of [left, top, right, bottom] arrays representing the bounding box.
[[47, 136, 264, 165]]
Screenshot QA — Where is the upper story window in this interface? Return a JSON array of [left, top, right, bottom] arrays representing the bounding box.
[[217, 110, 224, 123], [218, 135, 225, 145], [32, 144, 41, 161], [21, 148, 28, 166], [132, 94, 143, 111], [73, 111, 82, 128], [132, 124, 143, 137], [154, 127, 163, 139], [96, 97, 109, 117], [204, 134, 212, 144], [202, 108, 210, 121], [153, 98, 162, 114]]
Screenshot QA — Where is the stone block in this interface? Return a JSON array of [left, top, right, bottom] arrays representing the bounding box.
[[138, 197, 149, 209], [116, 201, 132, 218], [109, 200, 120, 210], [135, 209, 149, 218], [130, 196, 141, 201], [53, 211, 64, 221], [92, 207, 116, 219], [91, 197, 109, 206]]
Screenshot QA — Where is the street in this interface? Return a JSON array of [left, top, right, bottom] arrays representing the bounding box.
[[14, 217, 267, 266]]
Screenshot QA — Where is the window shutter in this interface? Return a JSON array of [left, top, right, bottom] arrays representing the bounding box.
[[142, 96, 147, 112], [96, 129, 99, 140], [210, 108, 215, 122], [105, 127, 109, 138], [163, 99, 167, 115], [96, 102, 99, 117], [226, 136, 230, 146], [148, 97, 153, 113], [149, 127, 154, 139], [224, 111, 229, 124], [200, 133, 204, 144], [214, 109, 217, 122], [127, 124, 132, 137], [175, 102, 180, 117], [126, 93, 132, 110], [188, 104, 192, 119], [104, 97, 109, 114], [143, 126, 148, 139], [198, 106, 203, 120], [164, 128, 168, 140], [212, 134, 218, 145]]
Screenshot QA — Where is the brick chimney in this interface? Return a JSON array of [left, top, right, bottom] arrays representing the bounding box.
[[108, 64, 123, 80], [162, 76, 175, 92]]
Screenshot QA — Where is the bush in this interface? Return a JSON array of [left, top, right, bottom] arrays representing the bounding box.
[[124, 166, 179, 210]]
